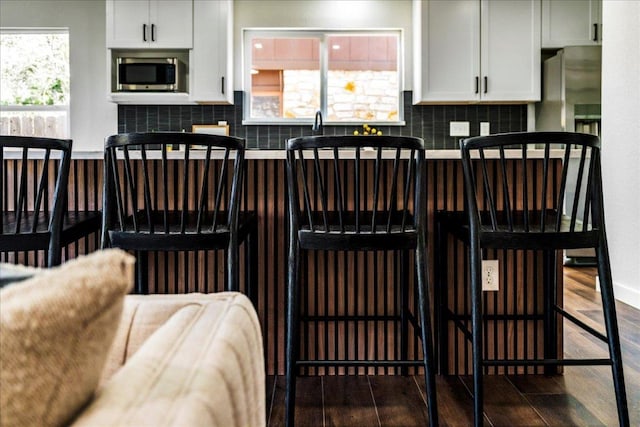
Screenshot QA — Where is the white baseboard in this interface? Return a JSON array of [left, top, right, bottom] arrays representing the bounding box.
[[613, 280, 640, 310], [595, 276, 639, 310]]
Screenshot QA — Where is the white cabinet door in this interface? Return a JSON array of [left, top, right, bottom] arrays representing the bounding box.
[[413, 0, 480, 103], [413, 0, 540, 104], [106, 0, 193, 49], [150, 1, 193, 49], [481, 0, 540, 102], [190, 0, 233, 104], [106, 0, 150, 48], [542, 0, 601, 48]]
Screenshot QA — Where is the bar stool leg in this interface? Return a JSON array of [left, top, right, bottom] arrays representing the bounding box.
[[435, 216, 449, 374], [470, 243, 484, 427], [136, 251, 149, 294], [285, 240, 300, 427], [227, 239, 239, 292], [416, 240, 438, 426], [400, 250, 409, 376], [543, 250, 559, 375], [48, 236, 62, 267], [596, 242, 629, 427], [247, 219, 259, 306]]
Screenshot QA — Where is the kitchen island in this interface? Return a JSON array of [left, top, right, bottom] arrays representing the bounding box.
[[2, 148, 564, 375]]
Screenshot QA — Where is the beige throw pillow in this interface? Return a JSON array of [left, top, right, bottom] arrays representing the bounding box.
[[0, 249, 135, 427]]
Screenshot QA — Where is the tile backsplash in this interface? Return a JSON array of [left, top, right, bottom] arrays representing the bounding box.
[[118, 91, 527, 149]]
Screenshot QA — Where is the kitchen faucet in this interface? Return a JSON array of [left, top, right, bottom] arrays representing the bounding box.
[[312, 110, 323, 135]]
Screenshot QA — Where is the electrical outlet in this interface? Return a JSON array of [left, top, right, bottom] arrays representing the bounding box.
[[480, 122, 490, 136], [482, 260, 499, 291], [449, 121, 470, 137]]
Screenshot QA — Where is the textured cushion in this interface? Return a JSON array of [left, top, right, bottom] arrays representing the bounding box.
[[0, 249, 135, 427], [100, 293, 236, 385], [72, 292, 265, 427]]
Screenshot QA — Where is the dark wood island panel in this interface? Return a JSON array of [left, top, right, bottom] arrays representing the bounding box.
[[2, 155, 562, 375]]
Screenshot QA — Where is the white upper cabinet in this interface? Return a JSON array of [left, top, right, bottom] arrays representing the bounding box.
[[480, 0, 540, 102], [542, 0, 601, 48], [190, 0, 233, 104], [413, 0, 479, 103], [413, 0, 540, 103], [106, 0, 193, 49]]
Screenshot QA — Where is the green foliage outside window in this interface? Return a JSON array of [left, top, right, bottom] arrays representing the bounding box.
[[0, 32, 70, 106]]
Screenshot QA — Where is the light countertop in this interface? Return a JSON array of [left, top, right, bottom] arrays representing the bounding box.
[[4, 148, 574, 160]]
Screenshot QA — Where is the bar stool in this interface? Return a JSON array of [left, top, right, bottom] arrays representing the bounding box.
[[1, 136, 102, 267], [455, 132, 628, 427], [0, 135, 72, 267], [101, 132, 257, 301], [285, 135, 438, 427]]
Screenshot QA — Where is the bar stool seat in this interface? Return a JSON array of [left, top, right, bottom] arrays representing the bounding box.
[[60, 211, 102, 246]]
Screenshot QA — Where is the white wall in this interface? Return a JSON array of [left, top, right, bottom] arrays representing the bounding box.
[[601, 1, 640, 309], [233, 0, 413, 91], [0, 0, 117, 152]]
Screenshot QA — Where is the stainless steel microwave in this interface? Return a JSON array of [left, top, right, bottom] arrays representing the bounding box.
[[116, 57, 183, 91]]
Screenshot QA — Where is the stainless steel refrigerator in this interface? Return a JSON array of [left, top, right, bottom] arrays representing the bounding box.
[[536, 45, 601, 264]]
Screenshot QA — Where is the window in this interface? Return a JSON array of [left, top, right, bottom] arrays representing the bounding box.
[[244, 30, 401, 124], [0, 29, 70, 138]]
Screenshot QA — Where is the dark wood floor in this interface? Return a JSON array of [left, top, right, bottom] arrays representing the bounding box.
[[267, 267, 640, 426]]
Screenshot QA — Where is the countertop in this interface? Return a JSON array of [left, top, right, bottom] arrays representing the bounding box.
[[68, 149, 466, 160], [4, 148, 574, 160]]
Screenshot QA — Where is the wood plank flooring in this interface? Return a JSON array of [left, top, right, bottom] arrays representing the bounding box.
[[267, 267, 640, 426]]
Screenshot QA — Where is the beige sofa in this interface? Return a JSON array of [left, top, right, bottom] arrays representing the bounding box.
[[74, 292, 266, 427], [0, 250, 265, 427]]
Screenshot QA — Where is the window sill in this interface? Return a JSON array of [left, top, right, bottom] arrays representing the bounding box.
[[241, 119, 406, 127]]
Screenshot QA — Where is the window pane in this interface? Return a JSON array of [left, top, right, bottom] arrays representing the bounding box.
[[0, 31, 70, 138], [327, 34, 399, 122], [250, 37, 320, 119], [1, 33, 69, 106]]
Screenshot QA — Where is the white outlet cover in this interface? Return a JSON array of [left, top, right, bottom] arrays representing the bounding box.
[[480, 122, 490, 136], [482, 260, 499, 291], [450, 121, 470, 137]]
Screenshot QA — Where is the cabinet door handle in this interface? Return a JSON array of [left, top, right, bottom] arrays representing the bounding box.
[[143, 24, 147, 42], [221, 76, 225, 94], [593, 23, 598, 42], [484, 76, 488, 94], [475, 76, 479, 94], [151, 24, 156, 42]]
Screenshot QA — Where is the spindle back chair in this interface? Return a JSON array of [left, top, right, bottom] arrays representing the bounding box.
[[102, 132, 253, 296], [285, 135, 438, 427], [0, 136, 71, 267], [460, 132, 628, 427]]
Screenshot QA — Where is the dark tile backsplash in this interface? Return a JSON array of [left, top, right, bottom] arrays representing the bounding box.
[[118, 91, 527, 149]]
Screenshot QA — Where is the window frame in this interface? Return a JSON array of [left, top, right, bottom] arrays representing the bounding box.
[[242, 28, 404, 126], [0, 27, 71, 138]]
